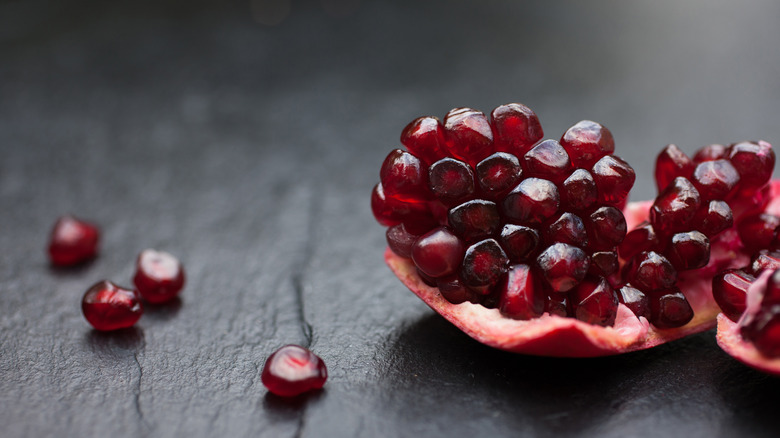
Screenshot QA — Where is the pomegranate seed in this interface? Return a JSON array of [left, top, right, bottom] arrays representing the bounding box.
[[591, 155, 636, 207], [501, 177, 560, 225], [545, 292, 569, 317], [261, 345, 327, 397], [691, 159, 740, 201], [618, 221, 661, 261], [617, 285, 650, 320], [460, 239, 509, 294], [728, 183, 773, 222], [654, 144, 694, 193], [712, 269, 754, 321], [626, 251, 677, 292], [559, 120, 615, 169], [417, 268, 437, 287], [475, 152, 522, 201], [379, 149, 429, 203], [370, 183, 432, 227], [584, 206, 627, 251], [490, 103, 543, 157], [437, 275, 480, 304], [763, 270, 780, 305], [386, 223, 421, 258], [400, 116, 448, 165], [737, 213, 780, 253], [665, 231, 710, 271], [448, 200, 501, 243], [48, 215, 99, 266], [499, 224, 540, 262], [543, 212, 587, 248], [428, 158, 476, 206], [693, 200, 733, 238], [133, 249, 185, 304], [648, 287, 694, 329], [590, 251, 619, 277], [650, 176, 701, 235], [536, 242, 590, 293], [570, 276, 618, 326], [82, 280, 143, 331], [748, 250, 780, 276], [741, 309, 780, 357], [561, 169, 598, 212], [443, 107, 494, 166], [411, 227, 465, 279], [728, 140, 775, 190], [522, 139, 572, 184], [498, 264, 544, 319], [693, 144, 727, 162]]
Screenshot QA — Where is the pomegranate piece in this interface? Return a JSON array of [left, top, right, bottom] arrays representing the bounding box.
[[490, 103, 543, 157], [443, 107, 494, 166], [748, 250, 780, 276], [590, 251, 619, 277], [379, 149, 429, 203], [499, 224, 540, 262], [584, 206, 627, 251], [370, 183, 432, 227], [48, 215, 99, 266], [261, 345, 327, 397], [737, 213, 780, 253], [728, 140, 775, 190], [691, 159, 740, 201], [654, 144, 694, 193], [618, 221, 661, 261], [386, 223, 421, 258], [522, 139, 572, 184], [82, 280, 143, 331], [411, 227, 465, 279], [498, 264, 544, 319], [428, 158, 476, 206], [536, 242, 590, 293], [400, 116, 448, 165], [475, 152, 523, 201], [648, 287, 694, 329], [664, 231, 710, 271], [649, 176, 701, 235], [591, 155, 636, 207], [448, 200, 501, 243], [460, 239, 509, 294], [626, 251, 677, 292], [542, 212, 588, 248], [561, 169, 598, 212], [559, 120, 615, 169], [712, 269, 755, 322], [501, 177, 560, 225], [133, 249, 186, 304], [437, 275, 480, 304], [571, 276, 618, 326], [618, 285, 650, 320], [693, 144, 727, 162], [693, 200, 733, 238]]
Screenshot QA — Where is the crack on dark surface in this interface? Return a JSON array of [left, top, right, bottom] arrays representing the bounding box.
[[292, 186, 319, 349], [293, 414, 306, 438], [133, 352, 148, 432]]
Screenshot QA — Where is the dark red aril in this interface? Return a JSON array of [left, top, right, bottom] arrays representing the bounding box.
[[498, 264, 544, 319], [82, 280, 143, 331], [400, 116, 448, 165], [764, 270, 780, 305], [741, 308, 780, 358], [536, 242, 590, 293], [48, 215, 99, 266], [693, 200, 733, 238], [542, 212, 588, 248], [417, 268, 437, 287], [443, 107, 494, 166], [386, 223, 421, 258], [626, 251, 677, 292], [570, 276, 618, 326], [371, 183, 432, 227], [650, 176, 701, 235], [590, 251, 619, 277], [448, 200, 501, 243], [693, 144, 728, 162], [460, 239, 509, 294], [545, 292, 569, 317], [737, 213, 780, 254], [618, 221, 662, 261], [559, 120, 615, 169], [499, 224, 540, 262], [475, 152, 522, 201], [728, 140, 775, 190], [712, 269, 754, 322], [490, 103, 543, 157], [648, 287, 694, 329], [428, 158, 476, 206], [617, 285, 650, 320], [691, 159, 740, 201], [561, 169, 598, 212], [664, 231, 710, 271], [584, 206, 627, 251], [591, 155, 636, 207], [411, 227, 465, 279], [379, 149, 429, 203], [502, 177, 560, 225], [523, 139, 572, 184], [261, 345, 328, 397], [437, 275, 481, 304], [748, 250, 780, 276], [654, 144, 695, 193], [133, 249, 185, 304]]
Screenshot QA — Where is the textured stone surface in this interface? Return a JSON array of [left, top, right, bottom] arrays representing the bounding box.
[[2, 0, 780, 437]]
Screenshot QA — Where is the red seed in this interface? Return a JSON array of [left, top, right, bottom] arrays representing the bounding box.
[[591, 155, 636, 207], [460, 239, 509, 294], [379, 149, 430, 203], [536, 242, 590, 293], [728, 140, 775, 190], [691, 159, 740, 201], [650, 176, 701, 235], [664, 231, 710, 271], [498, 224, 540, 262], [590, 251, 619, 277], [443, 107, 494, 166], [741, 309, 780, 357], [437, 275, 481, 304], [82, 280, 143, 331], [559, 120, 615, 169], [647, 287, 694, 329], [737, 213, 780, 254], [475, 152, 523, 201], [370, 183, 431, 227], [448, 200, 501, 243], [48, 215, 99, 266], [133, 249, 186, 304], [617, 284, 650, 320], [490, 103, 543, 157], [748, 250, 780, 277], [542, 212, 588, 248], [522, 139, 572, 184], [545, 292, 569, 317], [411, 227, 465, 279], [584, 206, 627, 251], [692, 200, 733, 238], [712, 269, 754, 322], [498, 264, 544, 320], [561, 169, 598, 212], [501, 177, 560, 225], [261, 345, 327, 397], [570, 276, 618, 326], [400, 116, 448, 165], [386, 223, 421, 258], [693, 144, 728, 162], [618, 221, 661, 261], [654, 144, 695, 193], [428, 158, 476, 206], [626, 251, 677, 292]]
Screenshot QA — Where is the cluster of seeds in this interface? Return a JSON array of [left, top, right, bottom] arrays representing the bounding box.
[[372, 103, 636, 327]]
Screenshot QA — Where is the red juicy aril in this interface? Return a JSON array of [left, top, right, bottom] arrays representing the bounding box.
[[82, 280, 143, 331], [48, 215, 100, 266], [261, 345, 328, 397]]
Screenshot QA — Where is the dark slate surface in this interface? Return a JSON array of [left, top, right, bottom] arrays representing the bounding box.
[[2, 0, 780, 437]]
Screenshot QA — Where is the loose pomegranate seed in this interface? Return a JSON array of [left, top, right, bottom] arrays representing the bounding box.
[[133, 249, 186, 304], [650, 176, 701, 235], [379, 149, 429, 203], [428, 158, 476, 206], [490, 103, 543, 157], [559, 120, 615, 169], [443, 107, 494, 166], [584, 206, 627, 251], [737, 213, 780, 253], [648, 287, 694, 329], [618, 221, 662, 261], [437, 275, 481, 304], [522, 139, 572, 184], [693, 144, 727, 162], [542, 212, 588, 248], [370, 183, 432, 227], [386, 223, 421, 258], [728, 140, 775, 190], [498, 264, 544, 319], [475, 152, 523, 201], [748, 250, 780, 276], [536, 242, 590, 292], [82, 280, 143, 331], [501, 177, 560, 225], [261, 345, 327, 397], [561, 169, 598, 212], [691, 159, 740, 201], [48, 215, 99, 266], [617, 285, 650, 320], [411, 227, 465, 279], [545, 292, 569, 317], [400, 116, 448, 165], [570, 276, 618, 326], [693, 200, 733, 238], [664, 231, 710, 271], [448, 200, 501, 243], [654, 144, 695, 193], [499, 224, 540, 262], [626, 251, 677, 292], [712, 269, 754, 321], [591, 155, 636, 207], [460, 239, 509, 294], [590, 251, 619, 277]]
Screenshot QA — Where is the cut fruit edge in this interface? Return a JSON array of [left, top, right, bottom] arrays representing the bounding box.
[[385, 180, 780, 358]]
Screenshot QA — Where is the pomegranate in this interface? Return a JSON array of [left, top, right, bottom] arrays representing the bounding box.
[[261, 345, 328, 397]]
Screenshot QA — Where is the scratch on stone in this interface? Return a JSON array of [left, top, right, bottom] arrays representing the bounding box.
[[291, 186, 319, 349], [133, 352, 148, 430], [293, 414, 306, 438]]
